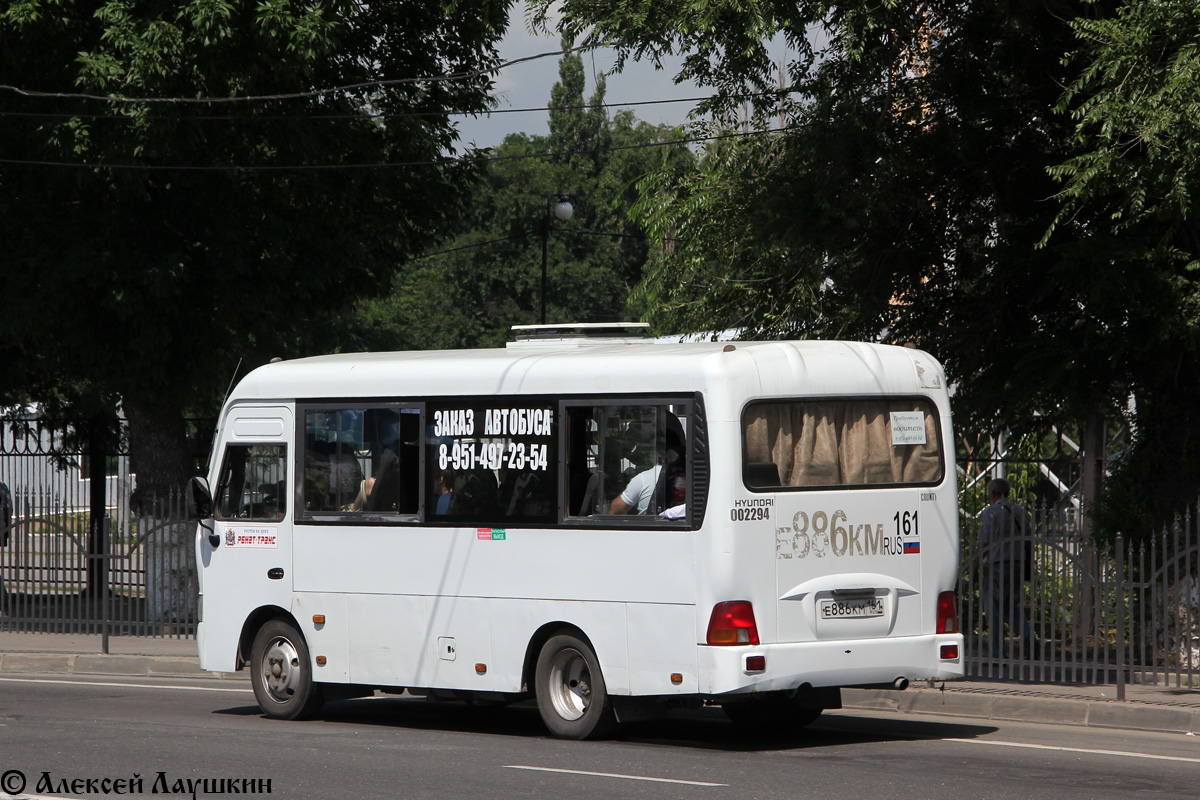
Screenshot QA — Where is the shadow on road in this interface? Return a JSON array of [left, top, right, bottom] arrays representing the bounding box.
[[213, 695, 997, 751]]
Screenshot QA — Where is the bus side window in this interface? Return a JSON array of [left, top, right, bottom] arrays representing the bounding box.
[[426, 399, 556, 524], [215, 444, 287, 520], [301, 406, 417, 517], [566, 403, 689, 519]]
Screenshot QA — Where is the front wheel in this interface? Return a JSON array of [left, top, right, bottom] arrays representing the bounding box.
[[250, 618, 325, 720], [534, 634, 617, 739]]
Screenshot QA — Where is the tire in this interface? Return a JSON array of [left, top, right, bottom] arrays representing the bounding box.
[[534, 634, 617, 740], [250, 618, 325, 720], [721, 695, 822, 733]]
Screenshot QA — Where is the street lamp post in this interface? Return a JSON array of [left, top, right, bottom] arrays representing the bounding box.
[[540, 193, 574, 324]]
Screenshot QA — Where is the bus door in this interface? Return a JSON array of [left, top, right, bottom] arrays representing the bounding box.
[[203, 407, 294, 665], [743, 398, 943, 644]]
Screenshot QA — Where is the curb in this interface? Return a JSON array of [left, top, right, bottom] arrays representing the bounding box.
[[842, 686, 1200, 735], [0, 652, 244, 682]]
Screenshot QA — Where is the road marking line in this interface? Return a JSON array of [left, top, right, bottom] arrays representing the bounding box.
[[0, 676, 251, 694], [505, 766, 726, 787], [951, 736, 1200, 764]]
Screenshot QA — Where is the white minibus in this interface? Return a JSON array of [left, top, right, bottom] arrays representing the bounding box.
[[191, 324, 963, 738]]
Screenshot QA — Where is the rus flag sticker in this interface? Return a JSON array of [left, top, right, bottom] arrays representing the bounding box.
[[903, 540, 921, 554]]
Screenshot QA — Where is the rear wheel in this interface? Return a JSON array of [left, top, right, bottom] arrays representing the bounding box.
[[534, 634, 617, 739], [250, 619, 325, 720]]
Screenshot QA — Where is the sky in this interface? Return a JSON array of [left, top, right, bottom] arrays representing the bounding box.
[[453, 6, 710, 149]]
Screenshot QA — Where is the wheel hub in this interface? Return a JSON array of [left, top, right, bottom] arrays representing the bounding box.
[[548, 648, 591, 721], [260, 637, 301, 703]]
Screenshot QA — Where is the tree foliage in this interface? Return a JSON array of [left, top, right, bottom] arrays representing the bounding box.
[[0, 0, 510, 497], [342, 49, 695, 351], [538, 0, 1200, 532], [1049, 0, 1200, 533]]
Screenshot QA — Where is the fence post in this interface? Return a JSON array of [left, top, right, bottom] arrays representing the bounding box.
[[101, 516, 111, 654], [86, 415, 109, 598], [1116, 532, 1126, 700]]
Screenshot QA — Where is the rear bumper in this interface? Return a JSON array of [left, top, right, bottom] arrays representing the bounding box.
[[699, 633, 964, 695]]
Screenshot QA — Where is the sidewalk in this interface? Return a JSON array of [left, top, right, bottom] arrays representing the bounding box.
[[0, 632, 238, 682], [2, 632, 1199, 734], [844, 678, 1200, 735]]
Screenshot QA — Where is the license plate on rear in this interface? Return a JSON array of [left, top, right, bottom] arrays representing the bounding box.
[[820, 597, 884, 619]]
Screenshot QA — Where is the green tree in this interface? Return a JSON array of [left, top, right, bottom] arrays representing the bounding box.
[[0, 1, 510, 501], [536, 0, 1200, 533], [1047, 0, 1200, 533], [346, 49, 694, 351]]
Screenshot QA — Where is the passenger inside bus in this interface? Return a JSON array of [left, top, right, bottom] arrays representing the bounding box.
[[610, 416, 686, 516], [434, 468, 455, 514]]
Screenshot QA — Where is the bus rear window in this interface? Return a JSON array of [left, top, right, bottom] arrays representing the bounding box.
[[742, 398, 943, 490]]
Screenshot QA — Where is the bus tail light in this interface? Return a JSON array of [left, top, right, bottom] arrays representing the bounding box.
[[707, 601, 760, 645], [936, 591, 959, 634]]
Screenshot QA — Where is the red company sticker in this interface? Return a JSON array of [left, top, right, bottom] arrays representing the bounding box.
[[227, 527, 279, 549]]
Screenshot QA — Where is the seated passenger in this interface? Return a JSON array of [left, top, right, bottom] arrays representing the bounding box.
[[434, 468, 455, 514], [610, 424, 686, 516], [610, 461, 686, 516], [344, 476, 376, 511]]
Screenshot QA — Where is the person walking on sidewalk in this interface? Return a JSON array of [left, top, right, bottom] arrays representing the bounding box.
[[972, 477, 1036, 658]]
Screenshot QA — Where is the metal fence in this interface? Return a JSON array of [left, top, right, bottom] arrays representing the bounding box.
[[960, 501, 1200, 695], [0, 487, 196, 644], [0, 416, 199, 649]]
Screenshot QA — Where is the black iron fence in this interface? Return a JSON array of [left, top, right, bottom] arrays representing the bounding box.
[[0, 487, 196, 644], [0, 416, 201, 649], [960, 502, 1200, 695]]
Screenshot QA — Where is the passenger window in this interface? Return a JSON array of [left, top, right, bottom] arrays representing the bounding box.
[[742, 398, 943, 489], [301, 407, 420, 517], [565, 403, 689, 520], [214, 444, 288, 520], [425, 399, 556, 524]]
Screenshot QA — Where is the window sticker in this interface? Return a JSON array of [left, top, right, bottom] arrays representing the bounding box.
[[890, 411, 927, 446]]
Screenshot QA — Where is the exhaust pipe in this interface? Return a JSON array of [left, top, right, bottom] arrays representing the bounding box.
[[893, 677, 910, 691]]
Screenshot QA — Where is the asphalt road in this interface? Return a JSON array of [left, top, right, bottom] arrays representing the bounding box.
[[1, 674, 1198, 800]]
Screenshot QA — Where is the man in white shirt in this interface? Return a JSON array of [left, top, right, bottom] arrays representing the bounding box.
[[610, 464, 662, 515]]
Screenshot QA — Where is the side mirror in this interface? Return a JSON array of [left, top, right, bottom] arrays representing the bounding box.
[[189, 476, 214, 520], [189, 477, 220, 548]]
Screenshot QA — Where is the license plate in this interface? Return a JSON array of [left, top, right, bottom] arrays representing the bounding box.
[[820, 597, 884, 619]]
